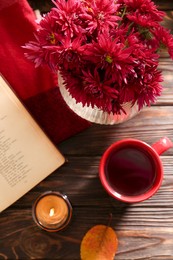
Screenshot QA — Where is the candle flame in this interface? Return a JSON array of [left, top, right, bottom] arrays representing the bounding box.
[[49, 207, 55, 217]]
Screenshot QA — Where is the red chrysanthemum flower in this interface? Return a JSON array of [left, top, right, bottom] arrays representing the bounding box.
[[117, 0, 165, 22], [127, 12, 158, 28], [83, 32, 136, 85], [151, 25, 173, 59], [80, 0, 121, 33], [24, 0, 173, 114], [120, 65, 163, 110], [52, 0, 85, 37]]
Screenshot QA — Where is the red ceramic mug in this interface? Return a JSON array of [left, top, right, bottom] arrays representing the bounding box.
[[99, 137, 173, 203]]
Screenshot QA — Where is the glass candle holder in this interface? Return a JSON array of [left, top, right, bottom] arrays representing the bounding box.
[[32, 191, 72, 232]]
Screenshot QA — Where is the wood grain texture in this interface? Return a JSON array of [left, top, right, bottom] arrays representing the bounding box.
[[27, 1, 173, 12], [0, 1, 173, 259], [154, 1, 173, 10]]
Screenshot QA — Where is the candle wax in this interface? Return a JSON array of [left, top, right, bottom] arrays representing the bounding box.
[[35, 194, 69, 230]]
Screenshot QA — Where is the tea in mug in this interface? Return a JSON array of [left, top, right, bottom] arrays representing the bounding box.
[[105, 146, 156, 196]]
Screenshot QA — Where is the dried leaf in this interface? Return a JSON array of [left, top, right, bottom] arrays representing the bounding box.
[[80, 225, 118, 260]]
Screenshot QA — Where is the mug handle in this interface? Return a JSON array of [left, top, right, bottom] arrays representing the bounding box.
[[152, 137, 173, 155]]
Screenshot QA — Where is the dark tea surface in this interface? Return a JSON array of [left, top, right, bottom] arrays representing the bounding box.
[[105, 146, 156, 196]]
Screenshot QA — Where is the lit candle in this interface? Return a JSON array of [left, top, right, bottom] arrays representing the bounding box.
[[32, 191, 72, 232]]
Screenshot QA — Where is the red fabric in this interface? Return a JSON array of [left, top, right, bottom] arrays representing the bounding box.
[[0, 0, 90, 144]]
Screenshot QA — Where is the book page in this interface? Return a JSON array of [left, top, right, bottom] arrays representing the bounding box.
[[0, 75, 65, 212]]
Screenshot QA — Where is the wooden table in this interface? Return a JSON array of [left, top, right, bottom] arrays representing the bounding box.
[[1, 1, 173, 259]]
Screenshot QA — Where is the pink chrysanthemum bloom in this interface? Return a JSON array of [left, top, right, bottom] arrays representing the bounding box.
[[52, 0, 86, 37], [151, 25, 173, 59], [24, 0, 173, 115], [117, 0, 165, 22], [80, 0, 121, 33], [82, 32, 136, 89]]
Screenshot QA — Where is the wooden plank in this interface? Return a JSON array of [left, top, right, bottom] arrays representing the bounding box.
[[5, 155, 173, 208], [157, 58, 173, 105], [28, 0, 54, 13], [0, 203, 173, 259], [58, 106, 173, 156], [28, 1, 173, 12], [154, 1, 173, 10]]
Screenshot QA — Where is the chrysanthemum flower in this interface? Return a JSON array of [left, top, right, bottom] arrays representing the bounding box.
[[151, 25, 173, 59], [52, 0, 85, 37], [117, 0, 165, 22], [81, 0, 121, 33], [83, 32, 136, 85], [24, 0, 173, 115]]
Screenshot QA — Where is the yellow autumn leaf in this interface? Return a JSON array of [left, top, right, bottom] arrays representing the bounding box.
[[80, 225, 118, 260]]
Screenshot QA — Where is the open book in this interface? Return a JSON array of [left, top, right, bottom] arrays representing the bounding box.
[[0, 75, 65, 212]]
